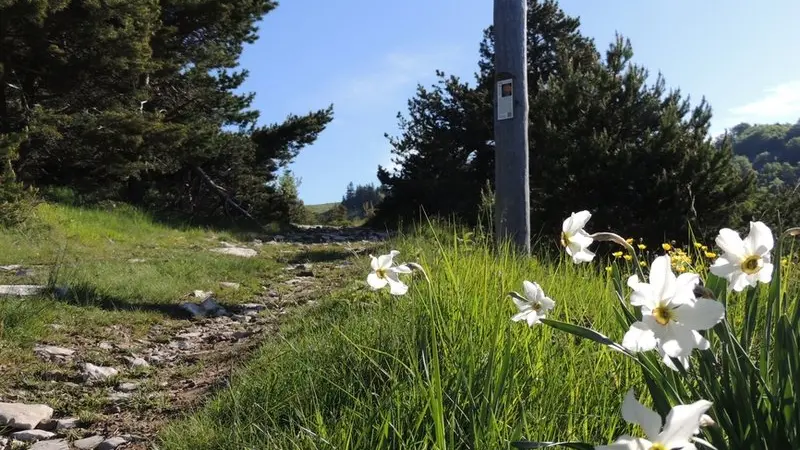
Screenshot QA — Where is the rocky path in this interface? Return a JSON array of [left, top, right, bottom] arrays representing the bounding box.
[[0, 226, 388, 450]]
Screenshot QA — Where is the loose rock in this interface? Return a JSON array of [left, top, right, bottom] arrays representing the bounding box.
[[117, 382, 139, 393], [98, 436, 128, 450], [55, 417, 80, 430], [30, 439, 69, 450], [34, 345, 75, 359], [11, 429, 56, 442], [83, 363, 119, 381], [124, 356, 149, 368], [0, 284, 46, 296], [219, 282, 240, 290], [0, 402, 54, 430], [74, 435, 105, 450]]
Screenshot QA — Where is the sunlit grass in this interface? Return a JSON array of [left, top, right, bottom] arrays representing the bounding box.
[[159, 225, 643, 449]]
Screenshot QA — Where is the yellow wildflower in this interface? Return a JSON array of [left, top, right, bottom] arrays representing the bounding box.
[[704, 251, 717, 259], [662, 243, 672, 251], [693, 242, 703, 249], [639, 261, 647, 267], [676, 265, 687, 273], [625, 238, 634, 245], [612, 251, 623, 258], [605, 266, 613, 273], [623, 254, 632, 261], [637, 244, 646, 250], [701, 245, 708, 251]]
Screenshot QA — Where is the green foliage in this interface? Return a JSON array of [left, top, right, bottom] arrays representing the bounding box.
[[158, 224, 639, 449], [0, 133, 38, 226], [374, 0, 754, 245], [0, 0, 332, 226], [341, 182, 383, 219], [724, 120, 800, 228], [529, 217, 800, 449]]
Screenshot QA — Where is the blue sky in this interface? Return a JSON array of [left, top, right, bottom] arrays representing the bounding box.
[[237, 0, 800, 205]]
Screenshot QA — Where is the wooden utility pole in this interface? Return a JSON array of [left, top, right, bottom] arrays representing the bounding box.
[[493, 0, 530, 254]]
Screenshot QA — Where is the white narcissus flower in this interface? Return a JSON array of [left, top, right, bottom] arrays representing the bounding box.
[[510, 281, 555, 327], [367, 250, 412, 296], [622, 255, 725, 370], [596, 390, 713, 450], [709, 221, 774, 292], [561, 210, 595, 263]]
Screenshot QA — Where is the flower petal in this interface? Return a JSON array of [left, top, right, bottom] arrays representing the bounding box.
[[570, 247, 595, 263], [659, 322, 697, 358], [391, 264, 413, 274], [692, 330, 710, 351], [563, 210, 591, 234], [523, 280, 544, 302], [370, 255, 380, 271], [730, 271, 752, 292], [658, 399, 713, 447], [386, 276, 408, 296], [744, 221, 774, 256], [621, 390, 663, 441], [540, 296, 556, 311], [715, 228, 746, 263], [758, 262, 774, 283], [674, 298, 725, 331], [622, 321, 657, 353], [376, 253, 394, 269], [649, 255, 676, 302], [595, 435, 652, 450], [709, 257, 738, 279], [672, 272, 700, 306], [628, 276, 656, 308], [367, 272, 388, 290]]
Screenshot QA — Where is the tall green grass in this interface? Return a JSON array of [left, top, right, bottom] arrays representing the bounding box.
[[159, 226, 643, 449]]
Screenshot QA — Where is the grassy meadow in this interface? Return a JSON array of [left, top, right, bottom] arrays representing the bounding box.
[[158, 226, 656, 449], [0, 202, 291, 421], [2, 204, 797, 448]]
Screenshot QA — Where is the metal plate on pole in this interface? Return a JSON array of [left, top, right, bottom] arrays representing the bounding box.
[[497, 79, 514, 120]]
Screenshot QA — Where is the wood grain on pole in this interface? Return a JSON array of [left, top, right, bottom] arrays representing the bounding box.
[[493, 0, 531, 254]]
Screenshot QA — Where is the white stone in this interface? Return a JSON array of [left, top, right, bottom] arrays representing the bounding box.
[[0, 402, 54, 430], [83, 363, 119, 381], [34, 345, 75, 357], [210, 247, 257, 258], [0, 284, 46, 296], [219, 282, 240, 289]]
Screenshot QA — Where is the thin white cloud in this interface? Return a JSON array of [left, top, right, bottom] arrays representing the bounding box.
[[729, 79, 800, 121], [329, 46, 464, 111]]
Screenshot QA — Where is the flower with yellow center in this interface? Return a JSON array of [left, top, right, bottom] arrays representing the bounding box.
[[622, 255, 725, 370], [560, 210, 595, 263], [596, 390, 713, 450], [367, 250, 413, 295], [709, 221, 774, 292], [509, 281, 555, 327]]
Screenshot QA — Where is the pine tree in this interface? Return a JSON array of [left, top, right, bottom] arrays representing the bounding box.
[[373, 0, 754, 244]]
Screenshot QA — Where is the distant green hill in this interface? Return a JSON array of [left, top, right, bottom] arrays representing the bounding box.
[[305, 202, 339, 214]]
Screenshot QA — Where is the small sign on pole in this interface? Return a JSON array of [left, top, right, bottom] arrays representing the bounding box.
[[496, 79, 514, 120]]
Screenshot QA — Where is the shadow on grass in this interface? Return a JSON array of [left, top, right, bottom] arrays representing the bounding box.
[[49, 282, 222, 320], [288, 248, 355, 264]]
